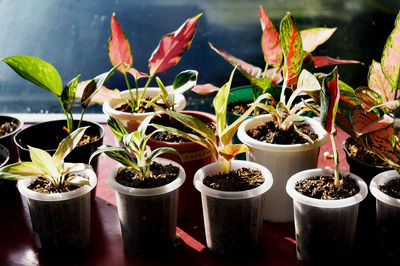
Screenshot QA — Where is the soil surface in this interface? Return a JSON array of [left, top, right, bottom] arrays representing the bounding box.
[[379, 178, 400, 199], [0, 121, 18, 137], [203, 167, 265, 191], [78, 134, 98, 146], [116, 162, 179, 188], [345, 137, 389, 167], [116, 98, 168, 113], [148, 115, 216, 143], [247, 121, 318, 144], [28, 175, 84, 193], [295, 175, 359, 200], [228, 100, 271, 116]]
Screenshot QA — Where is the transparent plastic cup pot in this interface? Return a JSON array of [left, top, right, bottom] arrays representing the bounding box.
[[108, 158, 185, 257], [370, 170, 400, 263], [193, 160, 273, 258], [17, 164, 97, 259], [286, 168, 368, 265], [238, 114, 328, 222]]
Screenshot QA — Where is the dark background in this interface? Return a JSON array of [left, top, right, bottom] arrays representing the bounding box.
[[0, 0, 399, 114]]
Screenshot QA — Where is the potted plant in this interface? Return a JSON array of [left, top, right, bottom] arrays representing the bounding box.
[[101, 13, 201, 132], [0, 115, 23, 163], [286, 67, 368, 265], [153, 68, 274, 257], [0, 127, 97, 260], [90, 116, 185, 257], [1, 56, 117, 176]]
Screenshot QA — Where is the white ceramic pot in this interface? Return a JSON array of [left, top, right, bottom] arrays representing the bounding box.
[[238, 114, 329, 222], [102, 87, 186, 132], [286, 168, 367, 265], [108, 158, 185, 257], [17, 164, 97, 259], [370, 170, 400, 262], [193, 160, 273, 257]]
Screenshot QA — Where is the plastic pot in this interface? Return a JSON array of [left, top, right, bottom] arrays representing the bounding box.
[[193, 160, 273, 258], [0, 115, 23, 164], [108, 158, 186, 257], [102, 87, 186, 132], [146, 110, 216, 219], [286, 168, 368, 265], [17, 164, 96, 259], [0, 144, 9, 168], [238, 114, 329, 222], [370, 170, 400, 263]]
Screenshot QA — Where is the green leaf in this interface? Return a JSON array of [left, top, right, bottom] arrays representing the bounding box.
[[29, 146, 60, 182], [173, 70, 198, 94], [107, 116, 129, 143], [92, 145, 138, 169], [0, 162, 43, 180], [53, 127, 88, 167], [1, 56, 63, 96], [66, 175, 90, 186], [61, 75, 80, 113], [146, 147, 182, 165]]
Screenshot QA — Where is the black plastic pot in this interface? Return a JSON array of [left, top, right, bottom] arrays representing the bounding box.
[[0, 143, 13, 196], [0, 115, 23, 164]]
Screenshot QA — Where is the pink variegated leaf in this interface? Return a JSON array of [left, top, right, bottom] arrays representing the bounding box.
[[209, 42, 262, 78], [320, 67, 339, 134], [367, 127, 400, 165], [280, 13, 303, 86], [300, 27, 336, 53], [126, 67, 148, 81], [149, 13, 202, 76], [381, 12, 400, 91], [355, 87, 382, 111], [192, 84, 220, 95], [76, 81, 120, 103], [259, 6, 282, 67], [368, 60, 394, 102], [312, 56, 362, 68], [108, 13, 132, 73], [374, 99, 400, 111], [351, 106, 393, 134], [219, 144, 250, 162], [266, 67, 283, 84]]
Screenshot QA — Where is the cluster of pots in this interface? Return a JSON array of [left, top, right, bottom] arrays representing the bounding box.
[[1, 87, 399, 264]]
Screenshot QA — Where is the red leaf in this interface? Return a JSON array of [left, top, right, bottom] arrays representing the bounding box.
[[300, 28, 336, 53], [351, 106, 393, 134], [126, 67, 149, 81], [192, 84, 220, 95], [266, 67, 283, 84], [209, 42, 262, 78], [259, 6, 282, 67], [312, 56, 362, 68], [367, 127, 400, 164], [320, 67, 339, 134], [368, 60, 395, 102], [355, 87, 382, 111], [149, 13, 202, 76], [108, 13, 132, 73]]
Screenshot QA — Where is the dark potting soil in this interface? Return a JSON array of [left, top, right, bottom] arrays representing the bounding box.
[[295, 175, 359, 200], [116, 162, 179, 188], [227, 100, 270, 116], [28, 176, 84, 193], [148, 114, 216, 143], [247, 121, 318, 144], [116, 98, 168, 113], [203, 168, 265, 191], [379, 178, 400, 199], [345, 137, 389, 167], [0, 121, 18, 137]]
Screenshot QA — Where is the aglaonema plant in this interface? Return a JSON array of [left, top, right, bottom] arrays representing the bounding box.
[[90, 116, 182, 181], [208, 7, 360, 108], [0, 127, 91, 188], [98, 13, 201, 112], [150, 67, 270, 174], [1, 56, 118, 133]]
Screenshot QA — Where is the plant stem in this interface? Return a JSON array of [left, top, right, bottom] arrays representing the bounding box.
[[221, 157, 231, 174], [77, 108, 86, 129], [138, 75, 154, 110], [330, 134, 340, 187], [262, 62, 269, 79], [123, 72, 135, 111]]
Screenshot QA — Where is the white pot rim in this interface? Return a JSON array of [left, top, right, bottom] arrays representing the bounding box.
[[286, 168, 368, 208], [193, 160, 273, 200], [102, 87, 186, 117], [370, 170, 400, 208], [17, 163, 97, 202], [238, 114, 329, 152], [107, 157, 186, 197]]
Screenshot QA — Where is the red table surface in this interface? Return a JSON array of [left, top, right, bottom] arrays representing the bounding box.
[[0, 124, 349, 265]]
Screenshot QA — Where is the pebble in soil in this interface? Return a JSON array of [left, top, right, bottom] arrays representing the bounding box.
[[247, 121, 318, 145], [116, 162, 180, 188], [379, 178, 400, 199], [0, 121, 18, 137], [295, 175, 359, 200], [203, 168, 265, 192]]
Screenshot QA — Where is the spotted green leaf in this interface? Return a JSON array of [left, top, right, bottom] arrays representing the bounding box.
[[259, 5, 282, 67]]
